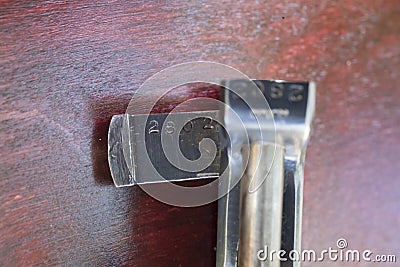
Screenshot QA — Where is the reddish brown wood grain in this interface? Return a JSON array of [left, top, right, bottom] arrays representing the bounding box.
[[1, 1, 399, 266]]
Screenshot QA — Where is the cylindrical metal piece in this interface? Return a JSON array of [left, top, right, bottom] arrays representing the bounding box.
[[238, 143, 285, 267]]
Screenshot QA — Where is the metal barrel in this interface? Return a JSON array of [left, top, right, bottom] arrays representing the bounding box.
[[238, 143, 285, 267]]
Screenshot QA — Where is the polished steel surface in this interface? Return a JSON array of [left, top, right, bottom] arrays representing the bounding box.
[[217, 81, 316, 267], [107, 80, 315, 267], [238, 143, 284, 267], [108, 111, 221, 187]]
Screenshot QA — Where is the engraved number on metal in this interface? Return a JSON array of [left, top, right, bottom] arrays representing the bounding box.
[[288, 84, 304, 102], [183, 121, 193, 133], [203, 117, 215, 130], [148, 120, 160, 134], [270, 83, 284, 99], [165, 121, 175, 134]]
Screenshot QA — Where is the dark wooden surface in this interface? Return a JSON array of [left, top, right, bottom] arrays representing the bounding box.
[[1, 1, 399, 266]]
